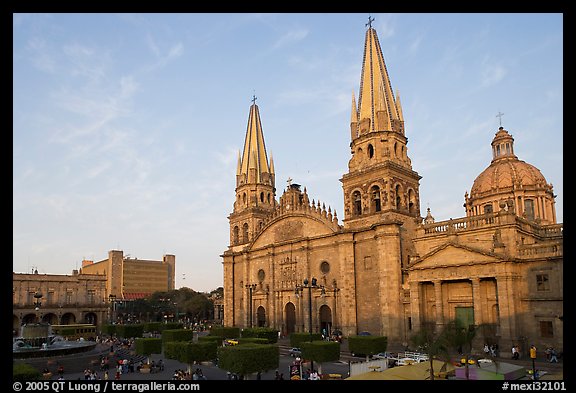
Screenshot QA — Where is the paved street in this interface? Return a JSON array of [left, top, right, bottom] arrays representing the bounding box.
[[17, 337, 563, 381]]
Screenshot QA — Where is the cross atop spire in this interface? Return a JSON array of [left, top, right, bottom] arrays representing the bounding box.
[[287, 177, 293, 187], [496, 111, 504, 127], [366, 15, 375, 29], [252, 94, 257, 106]]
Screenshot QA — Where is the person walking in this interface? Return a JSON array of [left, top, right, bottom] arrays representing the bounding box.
[[549, 348, 558, 363]]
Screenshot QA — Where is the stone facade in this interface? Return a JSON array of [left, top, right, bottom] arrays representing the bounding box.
[[221, 22, 562, 355], [12, 271, 108, 333]]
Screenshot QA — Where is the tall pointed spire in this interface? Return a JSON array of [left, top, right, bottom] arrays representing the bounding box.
[[238, 97, 273, 186], [350, 90, 358, 141], [356, 20, 403, 136]]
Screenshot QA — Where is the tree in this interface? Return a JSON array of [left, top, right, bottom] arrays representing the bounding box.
[[217, 343, 278, 379], [165, 341, 217, 374], [134, 338, 162, 364], [410, 325, 449, 381], [442, 320, 482, 380], [348, 335, 388, 362], [300, 340, 340, 375]]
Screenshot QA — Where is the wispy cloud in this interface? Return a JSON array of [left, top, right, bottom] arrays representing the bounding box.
[[480, 61, 507, 88], [272, 28, 308, 49], [26, 37, 57, 73]]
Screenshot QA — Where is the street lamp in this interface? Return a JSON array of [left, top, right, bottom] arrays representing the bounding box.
[[108, 294, 117, 324], [332, 280, 340, 337], [295, 277, 324, 372], [245, 284, 257, 328]]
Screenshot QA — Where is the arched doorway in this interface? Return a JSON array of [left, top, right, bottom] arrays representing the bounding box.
[[22, 314, 37, 325], [319, 305, 332, 337], [41, 313, 58, 324], [84, 312, 97, 325], [60, 313, 76, 325], [256, 306, 266, 327], [13, 315, 19, 336], [285, 302, 296, 336]]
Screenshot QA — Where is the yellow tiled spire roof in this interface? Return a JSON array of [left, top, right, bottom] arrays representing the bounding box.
[[239, 97, 272, 184], [355, 21, 404, 135]]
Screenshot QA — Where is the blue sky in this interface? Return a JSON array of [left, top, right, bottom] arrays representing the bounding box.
[[13, 13, 563, 293]]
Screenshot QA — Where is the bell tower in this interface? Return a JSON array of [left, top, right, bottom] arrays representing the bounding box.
[[228, 96, 276, 247], [341, 17, 422, 229]]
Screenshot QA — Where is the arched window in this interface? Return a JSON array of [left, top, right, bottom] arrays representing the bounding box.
[[267, 193, 271, 204], [408, 189, 415, 214], [233, 226, 239, 245], [370, 185, 381, 212], [394, 142, 398, 157], [258, 221, 264, 232], [368, 144, 374, 159], [260, 192, 264, 203], [395, 184, 402, 209], [242, 223, 249, 243], [242, 192, 247, 206], [353, 191, 362, 216]]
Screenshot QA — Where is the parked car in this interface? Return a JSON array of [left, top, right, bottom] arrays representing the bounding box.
[[289, 347, 302, 357], [358, 331, 372, 336], [373, 352, 395, 360]]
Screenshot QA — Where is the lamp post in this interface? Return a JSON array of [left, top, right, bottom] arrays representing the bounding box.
[[332, 280, 340, 338], [108, 294, 116, 324], [295, 277, 323, 372], [245, 284, 256, 328]]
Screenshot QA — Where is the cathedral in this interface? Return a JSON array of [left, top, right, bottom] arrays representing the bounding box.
[[221, 21, 563, 354]]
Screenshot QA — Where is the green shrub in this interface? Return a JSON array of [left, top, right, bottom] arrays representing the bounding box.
[[217, 343, 278, 376], [289, 332, 323, 347], [241, 327, 279, 343], [13, 363, 42, 381], [209, 326, 240, 339], [162, 329, 194, 343]]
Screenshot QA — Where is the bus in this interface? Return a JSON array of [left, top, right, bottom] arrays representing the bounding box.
[[50, 324, 97, 341]]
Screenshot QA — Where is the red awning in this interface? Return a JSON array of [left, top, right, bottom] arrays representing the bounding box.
[[122, 292, 151, 300]]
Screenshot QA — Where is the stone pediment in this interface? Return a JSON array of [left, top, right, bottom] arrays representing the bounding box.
[[251, 213, 337, 250], [409, 242, 503, 270]]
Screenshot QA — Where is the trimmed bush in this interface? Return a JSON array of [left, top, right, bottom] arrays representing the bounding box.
[[198, 335, 223, 345], [348, 335, 388, 358], [134, 338, 162, 360], [240, 327, 279, 343], [143, 322, 163, 333], [237, 337, 269, 345], [165, 341, 218, 364], [209, 326, 240, 339], [217, 343, 278, 376], [162, 329, 194, 343], [289, 332, 323, 347], [102, 324, 117, 336], [300, 340, 340, 363], [13, 363, 42, 381], [115, 324, 144, 339]]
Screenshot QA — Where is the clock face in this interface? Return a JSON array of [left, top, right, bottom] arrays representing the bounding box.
[[258, 269, 265, 282]]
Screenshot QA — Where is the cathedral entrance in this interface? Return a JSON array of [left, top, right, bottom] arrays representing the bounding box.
[[319, 305, 332, 337], [285, 302, 296, 335], [257, 306, 266, 327]]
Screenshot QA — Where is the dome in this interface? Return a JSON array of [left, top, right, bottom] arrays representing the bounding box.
[[470, 127, 549, 197], [465, 127, 556, 224], [470, 159, 548, 197]]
